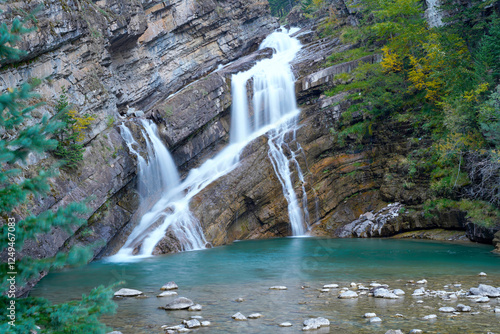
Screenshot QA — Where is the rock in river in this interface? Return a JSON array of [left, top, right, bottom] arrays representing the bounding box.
[[269, 286, 287, 290], [456, 304, 471, 312], [248, 313, 263, 319], [338, 290, 358, 299], [114, 288, 143, 297], [303, 317, 330, 330], [469, 284, 500, 297], [439, 307, 456, 313], [160, 297, 194, 310], [232, 312, 247, 321], [157, 291, 178, 297], [188, 304, 202, 311], [161, 281, 179, 290], [185, 319, 201, 328]]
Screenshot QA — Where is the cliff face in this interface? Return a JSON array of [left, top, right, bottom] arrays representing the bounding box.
[[1, 0, 278, 294]]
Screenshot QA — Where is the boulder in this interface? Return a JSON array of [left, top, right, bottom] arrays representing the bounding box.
[[302, 317, 330, 330], [114, 288, 143, 297], [232, 312, 247, 321], [188, 304, 202, 311], [185, 319, 200, 328], [338, 291, 358, 299], [248, 313, 263, 319], [161, 282, 178, 290], [456, 304, 471, 312], [160, 297, 194, 310], [469, 284, 500, 297], [369, 317, 382, 323], [438, 307, 456, 313], [157, 291, 178, 297]]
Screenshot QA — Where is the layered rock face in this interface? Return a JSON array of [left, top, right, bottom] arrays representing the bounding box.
[[0, 0, 277, 294]]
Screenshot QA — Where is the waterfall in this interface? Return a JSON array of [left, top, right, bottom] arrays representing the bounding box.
[[109, 27, 309, 261], [425, 0, 443, 27]]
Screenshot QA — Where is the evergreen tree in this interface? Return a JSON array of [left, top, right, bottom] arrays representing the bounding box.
[[0, 9, 116, 334]]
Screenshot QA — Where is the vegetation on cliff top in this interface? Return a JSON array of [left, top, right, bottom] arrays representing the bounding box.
[[311, 0, 500, 227], [0, 12, 115, 333]]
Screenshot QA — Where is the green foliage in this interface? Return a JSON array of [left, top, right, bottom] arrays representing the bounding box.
[[0, 13, 115, 333], [424, 198, 500, 228], [269, 0, 301, 17], [478, 85, 500, 147], [52, 88, 94, 169], [326, 47, 373, 66]]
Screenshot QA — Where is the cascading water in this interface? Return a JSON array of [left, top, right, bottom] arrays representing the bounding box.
[[110, 27, 310, 261]]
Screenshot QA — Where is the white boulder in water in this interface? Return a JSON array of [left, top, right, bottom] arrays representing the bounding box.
[[114, 288, 143, 297], [161, 281, 179, 290], [160, 297, 194, 310], [232, 312, 247, 321]]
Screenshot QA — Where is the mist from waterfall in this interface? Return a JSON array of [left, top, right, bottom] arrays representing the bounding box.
[[109, 27, 309, 261]]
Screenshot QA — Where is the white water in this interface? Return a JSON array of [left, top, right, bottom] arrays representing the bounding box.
[[110, 27, 309, 261], [425, 0, 443, 27]]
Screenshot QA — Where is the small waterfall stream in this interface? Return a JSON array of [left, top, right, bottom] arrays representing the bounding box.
[[110, 27, 310, 261]]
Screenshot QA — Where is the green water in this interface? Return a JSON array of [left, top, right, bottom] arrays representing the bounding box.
[[32, 238, 500, 333]]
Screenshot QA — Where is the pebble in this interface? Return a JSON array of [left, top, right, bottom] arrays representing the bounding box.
[[495, 307, 500, 313], [321, 289, 330, 293], [412, 288, 426, 296], [385, 330, 403, 334], [161, 282, 178, 290], [279, 322, 293, 327], [393, 289, 405, 296], [323, 284, 339, 289], [416, 279, 427, 284], [422, 314, 437, 320], [185, 319, 200, 329], [394, 314, 404, 318], [235, 297, 245, 302], [370, 283, 382, 287], [416, 300, 424, 304], [410, 330, 423, 334], [201, 321, 210, 327], [188, 304, 202, 311], [369, 317, 382, 323], [439, 307, 456, 313], [338, 290, 358, 299], [160, 297, 194, 310], [350, 282, 357, 288], [232, 312, 247, 321], [190, 316, 203, 319], [161, 325, 184, 330], [476, 297, 490, 303], [478, 272, 487, 277], [269, 286, 287, 290], [248, 313, 263, 319], [157, 291, 178, 297], [456, 304, 471, 312], [364, 313, 377, 318], [177, 329, 190, 333], [302, 317, 330, 331]]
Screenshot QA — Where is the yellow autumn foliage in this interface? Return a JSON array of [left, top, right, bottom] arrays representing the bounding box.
[[67, 110, 95, 142], [381, 46, 402, 72]]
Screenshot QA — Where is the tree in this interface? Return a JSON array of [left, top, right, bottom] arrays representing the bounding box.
[[0, 9, 115, 334]]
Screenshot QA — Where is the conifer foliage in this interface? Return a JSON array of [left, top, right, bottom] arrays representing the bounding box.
[[0, 9, 115, 334]]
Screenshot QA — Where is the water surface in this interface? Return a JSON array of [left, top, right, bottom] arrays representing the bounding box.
[[32, 238, 500, 333]]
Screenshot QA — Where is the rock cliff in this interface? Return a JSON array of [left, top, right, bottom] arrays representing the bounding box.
[[1, 0, 278, 295]]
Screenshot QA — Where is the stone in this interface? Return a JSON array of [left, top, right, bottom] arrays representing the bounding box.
[[201, 321, 211, 327], [350, 282, 358, 288], [302, 317, 330, 330], [114, 288, 143, 297], [456, 304, 471, 312], [370, 283, 382, 287], [161, 325, 184, 330], [412, 288, 426, 296], [190, 316, 203, 319], [177, 329, 190, 333], [157, 291, 178, 297], [364, 313, 377, 318], [494, 307, 500, 313], [188, 304, 202, 311], [393, 289, 405, 296], [161, 282, 179, 290], [470, 284, 500, 297], [160, 297, 194, 310], [410, 330, 423, 334], [235, 297, 245, 302], [385, 331, 403, 334], [185, 319, 200, 329], [439, 307, 456, 313], [416, 300, 424, 304], [416, 279, 427, 284], [248, 313, 263, 319], [476, 297, 490, 303], [369, 317, 382, 323], [270, 286, 287, 290], [338, 291, 358, 299], [478, 272, 487, 276], [423, 314, 437, 320], [279, 322, 293, 327], [323, 284, 339, 288], [321, 289, 330, 292], [232, 312, 247, 321], [373, 288, 399, 299]]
